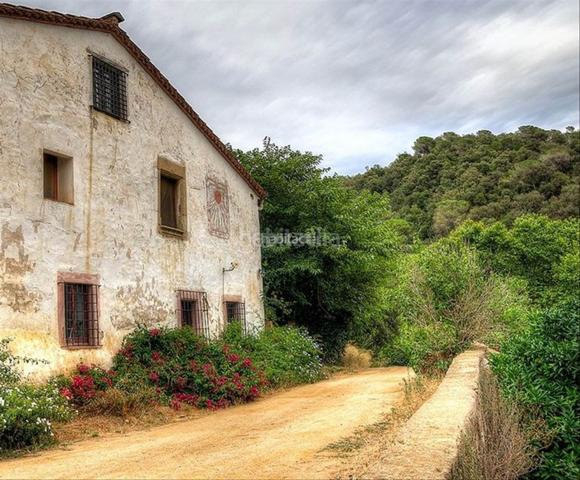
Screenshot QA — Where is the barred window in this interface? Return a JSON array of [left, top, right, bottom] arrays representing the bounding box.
[[92, 56, 128, 121], [63, 283, 100, 347], [177, 290, 209, 337], [225, 301, 246, 333]]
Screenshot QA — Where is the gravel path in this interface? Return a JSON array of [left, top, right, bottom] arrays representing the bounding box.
[[0, 367, 412, 480]]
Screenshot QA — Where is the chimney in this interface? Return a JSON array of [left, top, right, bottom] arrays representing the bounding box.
[[100, 12, 124, 25]]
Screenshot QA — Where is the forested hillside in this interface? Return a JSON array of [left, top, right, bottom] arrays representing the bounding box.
[[346, 126, 579, 238]]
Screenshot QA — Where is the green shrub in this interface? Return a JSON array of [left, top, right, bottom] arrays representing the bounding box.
[[0, 339, 72, 451], [491, 300, 580, 479], [222, 323, 324, 386], [379, 241, 530, 372], [453, 215, 580, 304], [382, 321, 458, 373]]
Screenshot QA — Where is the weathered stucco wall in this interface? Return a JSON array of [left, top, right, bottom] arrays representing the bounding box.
[[0, 18, 264, 378]]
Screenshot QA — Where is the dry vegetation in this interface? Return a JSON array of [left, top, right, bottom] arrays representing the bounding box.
[[341, 344, 373, 370], [54, 404, 208, 446], [450, 368, 538, 480]]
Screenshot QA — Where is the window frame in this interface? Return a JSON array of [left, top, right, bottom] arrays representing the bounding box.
[[223, 295, 247, 334], [158, 157, 187, 238], [43, 150, 74, 204], [57, 272, 101, 349], [176, 290, 210, 337], [91, 54, 129, 122]]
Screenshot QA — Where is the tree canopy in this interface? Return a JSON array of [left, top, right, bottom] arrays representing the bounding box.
[[346, 126, 579, 238]]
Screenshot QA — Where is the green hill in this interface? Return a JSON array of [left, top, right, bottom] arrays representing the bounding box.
[[346, 126, 579, 238]]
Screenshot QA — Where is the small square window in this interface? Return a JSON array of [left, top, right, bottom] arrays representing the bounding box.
[[92, 56, 128, 121], [225, 301, 246, 333], [158, 158, 187, 237], [43, 152, 73, 204]]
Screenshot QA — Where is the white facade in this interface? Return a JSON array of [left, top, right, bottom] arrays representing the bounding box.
[[0, 16, 265, 378]]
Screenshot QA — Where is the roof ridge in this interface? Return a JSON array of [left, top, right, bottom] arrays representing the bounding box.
[[0, 3, 267, 199]]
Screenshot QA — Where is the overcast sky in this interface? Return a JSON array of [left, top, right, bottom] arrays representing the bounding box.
[[19, 0, 580, 174]]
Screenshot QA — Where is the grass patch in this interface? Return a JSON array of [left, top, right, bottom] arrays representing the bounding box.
[[326, 373, 440, 467]]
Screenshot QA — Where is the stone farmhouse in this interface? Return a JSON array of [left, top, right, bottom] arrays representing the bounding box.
[[0, 4, 266, 377]]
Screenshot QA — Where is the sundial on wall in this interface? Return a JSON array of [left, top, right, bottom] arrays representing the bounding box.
[[206, 177, 230, 238]]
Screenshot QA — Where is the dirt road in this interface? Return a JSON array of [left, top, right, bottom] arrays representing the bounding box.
[[0, 367, 412, 479]]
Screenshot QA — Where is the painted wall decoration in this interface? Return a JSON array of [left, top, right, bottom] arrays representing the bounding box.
[[206, 176, 230, 238]]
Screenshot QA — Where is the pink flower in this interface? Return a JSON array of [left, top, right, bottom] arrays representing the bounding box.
[[77, 363, 90, 374], [227, 353, 241, 363], [148, 371, 160, 383], [202, 363, 215, 377], [242, 358, 253, 368], [149, 328, 161, 337], [59, 387, 73, 400], [151, 351, 164, 363], [248, 386, 260, 399]]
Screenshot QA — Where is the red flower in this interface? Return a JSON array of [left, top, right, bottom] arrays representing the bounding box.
[[202, 363, 215, 377], [173, 393, 198, 405], [248, 386, 260, 399], [77, 363, 90, 374], [170, 398, 182, 411], [151, 351, 164, 363], [149, 328, 161, 337], [59, 387, 73, 400], [120, 344, 134, 359], [227, 353, 240, 364], [217, 398, 230, 409], [69, 375, 96, 402], [148, 371, 160, 383], [242, 358, 253, 368]]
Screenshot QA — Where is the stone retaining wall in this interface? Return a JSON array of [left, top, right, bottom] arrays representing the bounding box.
[[366, 348, 486, 479]]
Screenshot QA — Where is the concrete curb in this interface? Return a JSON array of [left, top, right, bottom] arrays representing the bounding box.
[[366, 348, 486, 480]]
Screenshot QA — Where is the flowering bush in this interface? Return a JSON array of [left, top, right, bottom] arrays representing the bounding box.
[[55, 364, 114, 405], [111, 326, 268, 411], [0, 384, 72, 451], [0, 339, 72, 451]]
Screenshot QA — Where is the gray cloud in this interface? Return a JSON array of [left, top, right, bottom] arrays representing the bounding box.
[[14, 0, 580, 173]]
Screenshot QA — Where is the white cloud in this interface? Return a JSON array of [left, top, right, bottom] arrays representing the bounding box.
[[15, 0, 580, 173]]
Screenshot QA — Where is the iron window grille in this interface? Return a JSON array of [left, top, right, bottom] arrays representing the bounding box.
[[63, 283, 100, 347], [92, 56, 128, 121], [225, 301, 247, 333], [177, 290, 210, 337]]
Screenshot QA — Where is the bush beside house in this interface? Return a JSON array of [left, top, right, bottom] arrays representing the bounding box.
[[0, 323, 323, 453], [0, 339, 72, 451]]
